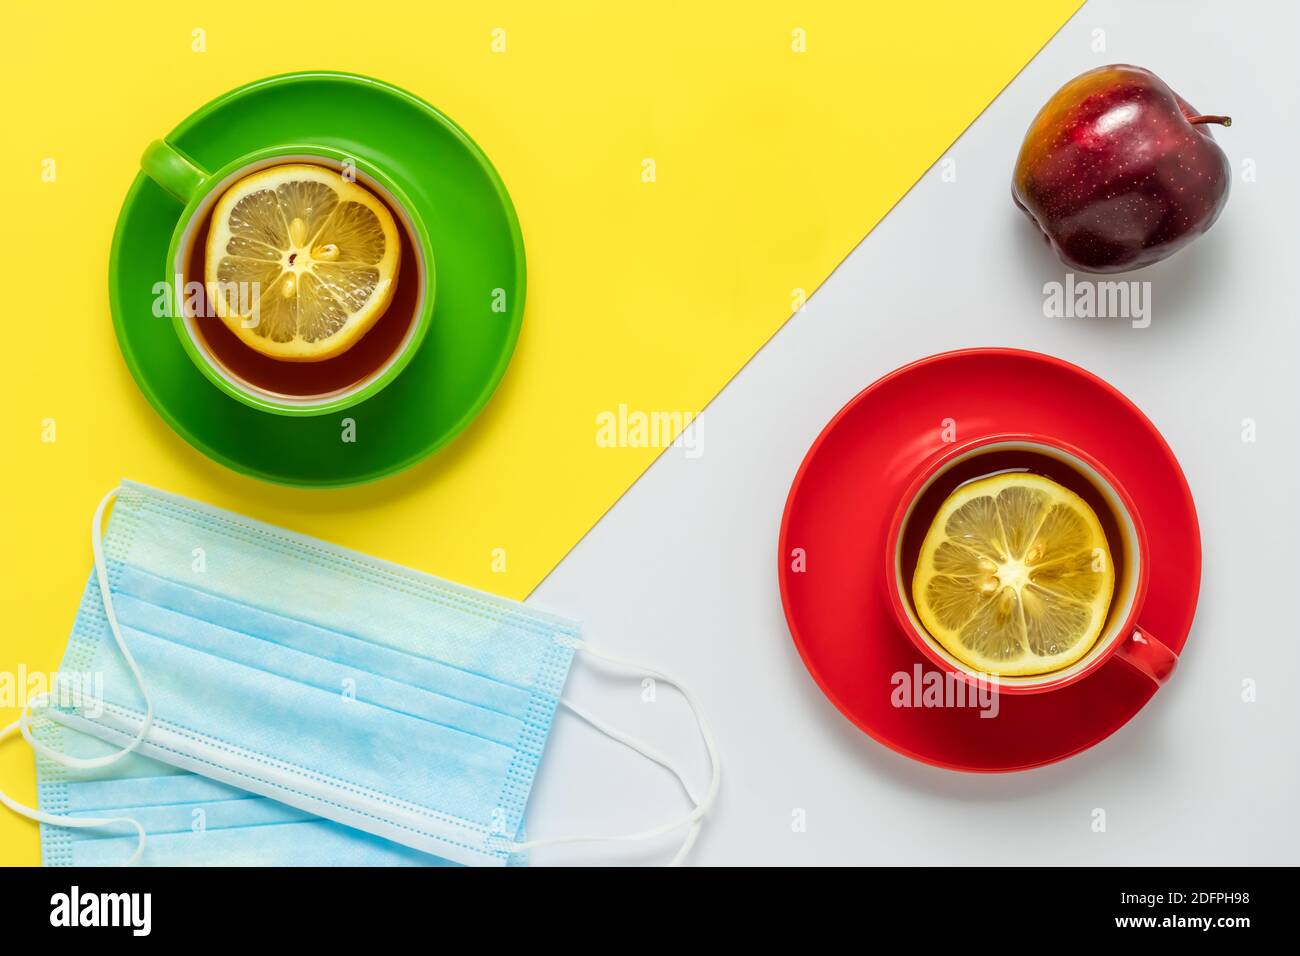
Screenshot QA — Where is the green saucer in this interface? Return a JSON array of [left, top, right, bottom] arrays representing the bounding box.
[[109, 72, 525, 487]]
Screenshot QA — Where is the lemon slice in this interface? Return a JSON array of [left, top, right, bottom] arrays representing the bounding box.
[[911, 472, 1115, 676], [205, 164, 400, 361]]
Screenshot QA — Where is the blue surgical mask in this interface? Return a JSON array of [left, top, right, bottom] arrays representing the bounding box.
[[30, 715, 526, 866], [0, 481, 718, 866]]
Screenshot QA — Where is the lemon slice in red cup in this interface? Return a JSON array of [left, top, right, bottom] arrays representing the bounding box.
[[912, 473, 1115, 676]]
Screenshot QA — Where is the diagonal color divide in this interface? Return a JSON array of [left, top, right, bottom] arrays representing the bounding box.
[[0, 1, 1080, 862]]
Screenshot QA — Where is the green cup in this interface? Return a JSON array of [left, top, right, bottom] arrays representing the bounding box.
[[140, 140, 436, 417]]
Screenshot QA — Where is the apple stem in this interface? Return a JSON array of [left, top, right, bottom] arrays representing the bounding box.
[[1187, 114, 1232, 127]]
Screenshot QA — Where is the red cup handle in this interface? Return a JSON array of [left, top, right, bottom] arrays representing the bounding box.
[[1113, 625, 1178, 686]]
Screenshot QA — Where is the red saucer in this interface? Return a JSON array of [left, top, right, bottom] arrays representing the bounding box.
[[777, 348, 1200, 772]]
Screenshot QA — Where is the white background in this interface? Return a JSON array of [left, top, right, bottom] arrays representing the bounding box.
[[526, 0, 1300, 865]]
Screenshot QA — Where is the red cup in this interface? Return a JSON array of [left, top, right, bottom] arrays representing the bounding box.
[[883, 434, 1177, 695]]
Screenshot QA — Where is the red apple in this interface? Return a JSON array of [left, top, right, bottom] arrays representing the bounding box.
[[1012, 64, 1231, 273]]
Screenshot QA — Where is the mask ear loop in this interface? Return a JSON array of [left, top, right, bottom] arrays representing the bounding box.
[[0, 487, 153, 865], [0, 744, 148, 866], [508, 639, 720, 866], [558, 697, 704, 865]]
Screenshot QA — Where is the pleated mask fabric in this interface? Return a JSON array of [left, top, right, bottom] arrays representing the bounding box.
[[1, 481, 720, 866], [34, 480, 576, 867], [31, 716, 528, 867]]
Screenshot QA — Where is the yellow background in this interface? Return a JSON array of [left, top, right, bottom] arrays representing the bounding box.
[[0, 1, 1080, 864]]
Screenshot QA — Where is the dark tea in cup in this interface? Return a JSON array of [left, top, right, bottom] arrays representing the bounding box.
[[884, 436, 1170, 694], [181, 177, 422, 404]]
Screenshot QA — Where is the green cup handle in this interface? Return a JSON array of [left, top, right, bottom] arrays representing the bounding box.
[[140, 140, 209, 204]]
